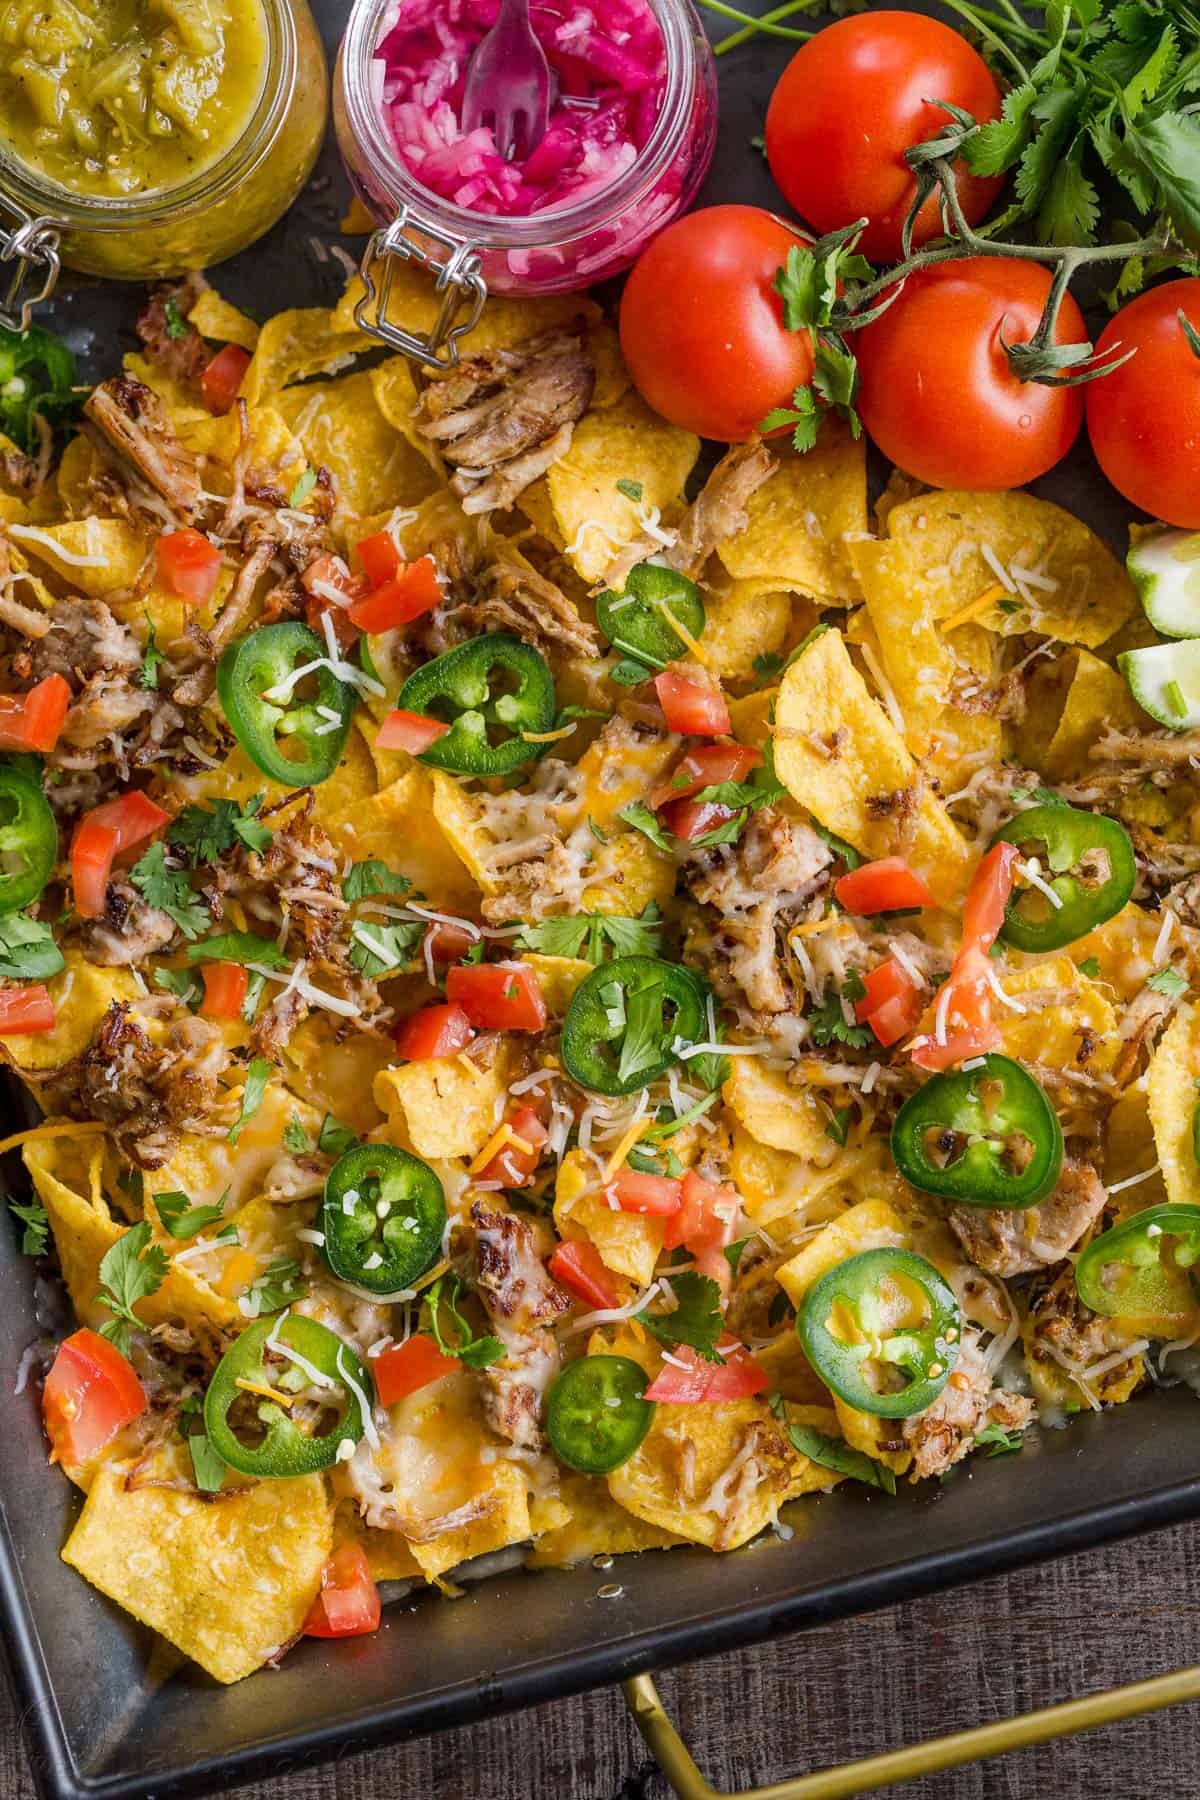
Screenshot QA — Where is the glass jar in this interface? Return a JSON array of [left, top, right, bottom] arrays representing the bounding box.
[[0, 0, 328, 326], [333, 0, 717, 368]]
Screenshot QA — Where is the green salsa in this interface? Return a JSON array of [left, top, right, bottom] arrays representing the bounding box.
[[0, 0, 269, 198]]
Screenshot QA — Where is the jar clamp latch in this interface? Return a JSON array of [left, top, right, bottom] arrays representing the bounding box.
[[0, 204, 64, 332], [355, 205, 486, 371]]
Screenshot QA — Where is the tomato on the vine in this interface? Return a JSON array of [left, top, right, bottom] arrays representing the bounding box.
[[1086, 279, 1200, 528], [764, 12, 1003, 265], [618, 205, 815, 440], [853, 257, 1087, 490]]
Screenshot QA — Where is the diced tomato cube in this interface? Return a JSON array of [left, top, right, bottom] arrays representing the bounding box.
[[42, 1328, 146, 1465], [643, 1337, 767, 1403], [302, 1544, 381, 1639], [199, 963, 249, 1021], [71, 791, 169, 920], [355, 530, 403, 589], [373, 1333, 460, 1405], [445, 961, 547, 1032], [650, 742, 761, 809], [0, 673, 71, 753], [658, 797, 739, 843], [200, 343, 251, 417], [349, 557, 443, 633], [376, 709, 451, 755], [157, 528, 221, 606], [655, 668, 731, 737], [604, 1168, 683, 1216], [0, 985, 55, 1034], [835, 856, 936, 915], [548, 1240, 619, 1311], [855, 957, 924, 1050], [663, 1169, 740, 1291], [393, 1002, 474, 1062], [422, 920, 479, 965]]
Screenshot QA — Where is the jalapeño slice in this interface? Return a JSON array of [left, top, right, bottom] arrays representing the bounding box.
[[216, 622, 354, 787], [561, 954, 707, 1096], [595, 564, 706, 670], [322, 1142, 446, 1295], [798, 1248, 960, 1418], [397, 632, 555, 777], [0, 767, 56, 913], [1075, 1204, 1200, 1323], [990, 802, 1135, 953], [204, 1314, 374, 1478], [545, 1354, 655, 1474], [890, 1054, 1063, 1210]]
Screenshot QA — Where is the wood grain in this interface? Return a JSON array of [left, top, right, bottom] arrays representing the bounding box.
[[4, 1522, 1199, 1799]]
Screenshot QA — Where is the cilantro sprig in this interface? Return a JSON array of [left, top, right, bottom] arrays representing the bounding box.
[[95, 1223, 168, 1356], [129, 843, 210, 940], [427, 1275, 503, 1369], [639, 1271, 725, 1362], [516, 903, 664, 963], [167, 796, 271, 865]]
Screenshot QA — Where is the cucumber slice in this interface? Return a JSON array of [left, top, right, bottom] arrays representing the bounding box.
[[1127, 530, 1200, 638], [1119, 641, 1200, 730]]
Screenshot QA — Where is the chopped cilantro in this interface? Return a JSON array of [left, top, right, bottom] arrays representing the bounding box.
[[130, 843, 209, 940], [725, 1236, 752, 1273], [627, 1144, 685, 1178], [228, 1057, 273, 1145], [188, 1432, 227, 1493], [973, 1421, 1025, 1458], [824, 1103, 854, 1147], [342, 858, 411, 901], [349, 918, 422, 977], [1077, 957, 1101, 980], [153, 965, 203, 1010], [752, 651, 785, 684], [1010, 785, 1064, 807], [153, 1190, 229, 1240], [139, 614, 167, 691], [812, 821, 862, 870], [427, 1274, 503, 1369], [767, 1289, 793, 1327], [807, 981, 873, 1049], [587, 816, 608, 845], [617, 799, 674, 852], [167, 796, 271, 865], [1148, 966, 1188, 998], [9, 1197, 48, 1256], [616, 478, 643, 502], [239, 1257, 307, 1318], [786, 1421, 896, 1494], [95, 1222, 168, 1356], [163, 297, 188, 340], [318, 1113, 358, 1158], [289, 468, 318, 509], [516, 903, 663, 964], [184, 930, 288, 969], [609, 658, 654, 687], [639, 1271, 725, 1363], [0, 911, 64, 982], [284, 1113, 312, 1154]]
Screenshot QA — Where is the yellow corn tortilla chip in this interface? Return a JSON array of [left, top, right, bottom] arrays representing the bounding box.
[[241, 307, 373, 406], [276, 372, 441, 518], [282, 1016, 391, 1139], [521, 954, 593, 1014], [167, 727, 377, 839], [555, 1148, 663, 1286], [1148, 1003, 1200, 1208], [716, 428, 867, 602], [1069, 902, 1164, 1003], [729, 1127, 862, 1242], [1106, 1083, 1169, 1218], [324, 766, 480, 913], [878, 490, 1135, 646], [1040, 648, 1145, 778], [547, 389, 699, 584], [143, 1083, 323, 1212], [62, 1462, 332, 1684], [120, 351, 211, 422], [333, 1503, 423, 1583], [724, 1058, 835, 1160], [993, 956, 1118, 1075], [7, 518, 150, 596], [526, 1472, 684, 1566], [773, 628, 973, 904], [0, 949, 140, 1072], [697, 577, 794, 681], [375, 1053, 508, 1161], [369, 355, 430, 465], [188, 288, 261, 352], [775, 1196, 907, 1311]]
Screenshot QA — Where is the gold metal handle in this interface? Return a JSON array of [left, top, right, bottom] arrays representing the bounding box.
[[623, 1662, 1200, 1800]]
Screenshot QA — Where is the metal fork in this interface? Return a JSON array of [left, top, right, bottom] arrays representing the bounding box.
[[460, 0, 553, 163]]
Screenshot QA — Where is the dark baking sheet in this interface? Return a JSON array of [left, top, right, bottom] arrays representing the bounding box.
[[1, 5, 1187, 1799]]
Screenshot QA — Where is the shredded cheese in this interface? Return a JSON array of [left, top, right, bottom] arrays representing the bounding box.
[[600, 1113, 655, 1181], [0, 1120, 108, 1156], [940, 581, 1008, 633], [235, 1376, 295, 1407]]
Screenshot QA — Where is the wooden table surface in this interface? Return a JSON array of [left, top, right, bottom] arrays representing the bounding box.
[[4, 1520, 1199, 1800]]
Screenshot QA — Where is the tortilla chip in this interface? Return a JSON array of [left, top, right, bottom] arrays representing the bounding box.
[[878, 490, 1135, 646], [547, 389, 699, 584], [1148, 1003, 1200, 1208], [773, 629, 973, 904], [282, 1016, 391, 1139], [241, 307, 373, 406], [716, 428, 867, 602], [992, 956, 1118, 1075], [694, 577, 795, 682], [775, 1197, 907, 1311], [276, 372, 441, 518], [374, 1054, 507, 1161], [62, 1462, 332, 1683], [7, 518, 149, 595], [555, 1149, 663, 1286], [1041, 648, 1145, 778], [166, 728, 377, 839], [526, 1472, 683, 1566], [1070, 903, 1164, 1003], [369, 356, 430, 463], [143, 1083, 323, 1212], [724, 1058, 835, 1160], [188, 288, 261, 352], [334, 1503, 423, 1583], [521, 954, 593, 1014], [324, 766, 480, 913], [1106, 1084, 1169, 1218], [0, 949, 139, 1072], [754, 1333, 831, 1406]]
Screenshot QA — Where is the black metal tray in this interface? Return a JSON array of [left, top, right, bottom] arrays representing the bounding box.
[[3, 5, 1198, 1798]]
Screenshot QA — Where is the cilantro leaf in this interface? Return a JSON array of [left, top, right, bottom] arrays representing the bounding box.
[[812, 820, 862, 869], [342, 859, 411, 901], [9, 1197, 48, 1256], [289, 468, 317, 509], [617, 800, 674, 852], [616, 478, 643, 501], [1148, 965, 1188, 997], [752, 651, 785, 685], [129, 843, 209, 940], [609, 657, 654, 687], [228, 1057, 273, 1145], [163, 297, 188, 341], [95, 1222, 168, 1355], [188, 1432, 228, 1493], [238, 1256, 307, 1317], [0, 911, 64, 982], [349, 918, 422, 977], [153, 1190, 229, 1240], [318, 1113, 359, 1157], [167, 796, 271, 865], [824, 1103, 854, 1147], [1010, 785, 1064, 807], [153, 965, 203, 1010], [808, 985, 873, 1049], [812, 340, 861, 435], [786, 1421, 896, 1494], [284, 1113, 313, 1154], [963, 80, 1038, 176], [973, 1421, 1025, 1458], [184, 931, 288, 969], [1077, 956, 1101, 979], [427, 1275, 503, 1369], [516, 904, 664, 964], [639, 1272, 725, 1362], [758, 383, 820, 453], [139, 614, 167, 691]]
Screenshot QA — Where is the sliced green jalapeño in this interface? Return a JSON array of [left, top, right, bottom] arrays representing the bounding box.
[[990, 802, 1135, 953], [798, 1248, 960, 1418], [596, 564, 706, 671], [1075, 1204, 1200, 1322], [398, 632, 555, 777], [321, 1142, 445, 1295], [0, 768, 56, 913], [891, 1054, 1063, 1210], [561, 954, 707, 1096], [216, 622, 354, 788], [546, 1354, 655, 1474], [203, 1314, 374, 1478]]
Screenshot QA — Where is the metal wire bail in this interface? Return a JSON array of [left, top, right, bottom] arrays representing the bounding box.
[[354, 205, 487, 371], [0, 212, 63, 333]]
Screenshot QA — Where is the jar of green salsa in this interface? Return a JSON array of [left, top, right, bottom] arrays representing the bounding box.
[[0, 0, 328, 306]]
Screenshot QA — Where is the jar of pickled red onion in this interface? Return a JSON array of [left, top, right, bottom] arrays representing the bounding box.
[[333, 0, 717, 366]]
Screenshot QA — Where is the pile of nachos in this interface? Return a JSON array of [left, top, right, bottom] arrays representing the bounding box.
[[2, 263, 1199, 1684]]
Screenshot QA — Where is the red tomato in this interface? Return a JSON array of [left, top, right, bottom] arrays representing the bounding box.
[[663, 1170, 740, 1291], [643, 1338, 767, 1403], [1087, 279, 1200, 528], [42, 1328, 146, 1464], [156, 529, 221, 605], [373, 1333, 460, 1404], [655, 669, 731, 738], [764, 13, 1003, 264], [548, 1241, 619, 1311], [71, 791, 170, 919], [855, 259, 1087, 489], [446, 961, 547, 1031], [619, 206, 816, 440], [349, 558, 443, 633], [835, 856, 935, 914], [961, 841, 1019, 951], [393, 1002, 474, 1061], [604, 1168, 683, 1216], [199, 962, 249, 1020], [911, 844, 1017, 1070], [651, 743, 761, 810], [855, 958, 923, 1049], [201, 344, 251, 417], [657, 797, 738, 842], [303, 1544, 382, 1639], [0, 673, 71, 753], [301, 552, 368, 604], [422, 920, 479, 965], [355, 529, 404, 589], [475, 1106, 550, 1186], [0, 985, 55, 1034], [376, 709, 451, 754]]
